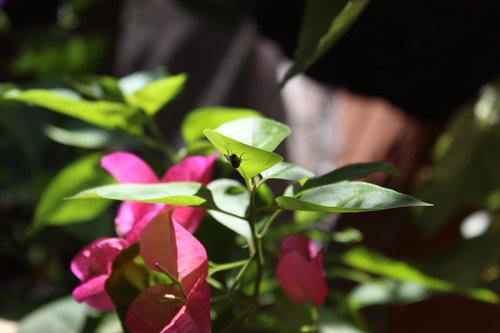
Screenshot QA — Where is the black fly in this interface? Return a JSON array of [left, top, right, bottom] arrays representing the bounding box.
[[224, 146, 245, 168]]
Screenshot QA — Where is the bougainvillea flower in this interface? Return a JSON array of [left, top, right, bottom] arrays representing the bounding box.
[[275, 234, 328, 307], [70, 237, 128, 311], [101, 152, 217, 240], [125, 210, 211, 333]]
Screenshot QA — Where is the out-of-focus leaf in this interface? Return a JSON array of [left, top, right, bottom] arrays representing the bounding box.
[[276, 181, 430, 213], [33, 153, 113, 231], [18, 296, 87, 333], [215, 117, 290, 152], [118, 67, 168, 96], [317, 308, 366, 333], [261, 162, 315, 181], [3, 89, 142, 135], [203, 129, 283, 180], [44, 125, 112, 148], [281, 0, 370, 86], [415, 85, 500, 232], [70, 182, 213, 207], [122, 73, 186, 116], [207, 179, 252, 245], [341, 247, 498, 304], [106, 244, 149, 329], [181, 107, 261, 144], [348, 279, 430, 309]]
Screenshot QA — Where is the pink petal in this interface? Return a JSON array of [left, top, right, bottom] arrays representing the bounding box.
[[161, 154, 217, 185], [125, 284, 184, 333], [72, 275, 115, 311], [139, 210, 208, 293], [164, 275, 212, 333], [172, 206, 206, 234], [275, 252, 328, 307], [70, 238, 128, 281], [101, 152, 159, 183], [115, 201, 166, 242], [280, 234, 312, 260]]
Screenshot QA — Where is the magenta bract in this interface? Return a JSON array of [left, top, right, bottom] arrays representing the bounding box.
[[275, 234, 328, 307]]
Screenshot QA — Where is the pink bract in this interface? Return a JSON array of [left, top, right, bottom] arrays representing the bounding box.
[[125, 210, 211, 333], [101, 152, 217, 239], [275, 234, 328, 307], [70, 237, 128, 311]]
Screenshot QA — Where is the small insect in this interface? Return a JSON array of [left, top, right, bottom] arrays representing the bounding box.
[[224, 145, 245, 168]]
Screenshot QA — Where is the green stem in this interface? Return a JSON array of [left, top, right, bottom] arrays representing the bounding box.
[[228, 254, 255, 294], [145, 116, 178, 163], [246, 182, 264, 300], [209, 259, 249, 276], [257, 209, 283, 238], [220, 302, 256, 333]]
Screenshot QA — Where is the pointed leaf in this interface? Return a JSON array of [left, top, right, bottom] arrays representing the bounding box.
[[181, 107, 262, 144], [3, 89, 142, 135], [281, 0, 369, 86], [33, 154, 113, 230], [342, 247, 498, 304], [69, 182, 213, 207], [207, 179, 252, 244], [276, 181, 431, 213], [203, 129, 283, 179], [215, 117, 290, 151], [123, 73, 186, 116], [261, 162, 315, 181]]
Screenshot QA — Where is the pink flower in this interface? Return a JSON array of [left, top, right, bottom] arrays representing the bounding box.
[[125, 210, 211, 333], [275, 235, 328, 307], [101, 152, 217, 241], [70, 237, 128, 311]]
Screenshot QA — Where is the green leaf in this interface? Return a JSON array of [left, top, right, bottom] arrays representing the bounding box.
[[3, 89, 142, 135], [181, 107, 261, 144], [348, 279, 430, 309], [215, 117, 291, 151], [207, 179, 252, 245], [341, 247, 499, 304], [19, 296, 87, 333], [276, 181, 430, 213], [33, 153, 113, 231], [118, 67, 168, 95], [106, 244, 149, 330], [122, 73, 186, 116], [44, 124, 112, 149], [261, 161, 314, 181], [69, 182, 212, 206], [299, 162, 399, 194], [281, 0, 370, 86], [203, 129, 283, 180]]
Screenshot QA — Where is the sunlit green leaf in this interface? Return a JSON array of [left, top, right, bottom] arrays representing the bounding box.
[[19, 296, 87, 333], [207, 179, 252, 245], [69, 182, 213, 207], [341, 247, 499, 304], [215, 117, 290, 151], [261, 161, 314, 181], [44, 124, 112, 148], [122, 73, 186, 116], [33, 154, 113, 231], [281, 0, 370, 86], [276, 181, 430, 213], [3, 89, 142, 135], [181, 107, 261, 144], [203, 129, 283, 180]]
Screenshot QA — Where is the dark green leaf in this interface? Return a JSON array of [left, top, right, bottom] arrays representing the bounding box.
[[33, 154, 113, 231], [281, 0, 370, 86], [181, 107, 261, 144], [277, 181, 430, 213]]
